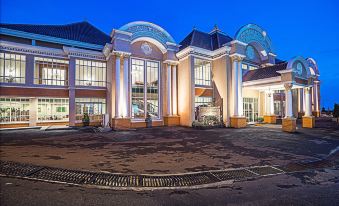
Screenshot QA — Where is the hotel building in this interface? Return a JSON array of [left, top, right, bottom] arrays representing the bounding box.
[[0, 21, 320, 131]]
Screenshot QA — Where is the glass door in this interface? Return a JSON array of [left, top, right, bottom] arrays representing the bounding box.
[[243, 98, 258, 123]]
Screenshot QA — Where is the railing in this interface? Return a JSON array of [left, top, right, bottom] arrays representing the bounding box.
[[34, 78, 68, 86], [0, 76, 25, 84], [75, 80, 106, 87]]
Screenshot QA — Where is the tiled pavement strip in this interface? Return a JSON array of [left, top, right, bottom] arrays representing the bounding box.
[[0, 158, 337, 190]]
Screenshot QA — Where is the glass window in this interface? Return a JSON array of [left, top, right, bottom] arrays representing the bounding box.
[[38, 98, 69, 122], [76, 59, 106, 87], [194, 58, 211, 86], [75, 98, 106, 115], [131, 58, 159, 119], [249, 65, 258, 70], [195, 96, 212, 108], [243, 97, 258, 122], [34, 57, 68, 86], [0, 53, 26, 83], [0, 98, 30, 123]]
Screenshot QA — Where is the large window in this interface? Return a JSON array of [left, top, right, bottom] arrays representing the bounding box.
[[0, 98, 30, 123], [195, 96, 212, 108], [38, 98, 69, 122], [131, 58, 159, 119], [34, 57, 68, 86], [0, 53, 26, 83], [194, 58, 211, 86], [76, 60, 106, 87], [75, 98, 106, 115]]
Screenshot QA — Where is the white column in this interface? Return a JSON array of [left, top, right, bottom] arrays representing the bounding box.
[[172, 65, 178, 116], [265, 91, 274, 115], [299, 88, 304, 113], [304, 87, 312, 116], [284, 83, 293, 118], [122, 56, 129, 117], [314, 81, 319, 112], [237, 60, 243, 116], [115, 54, 121, 118], [232, 58, 238, 116], [167, 64, 172, 116]]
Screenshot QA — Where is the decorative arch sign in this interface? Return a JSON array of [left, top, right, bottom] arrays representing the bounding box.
[[120, 21, 176, 48], [235, 24, 274, 54]]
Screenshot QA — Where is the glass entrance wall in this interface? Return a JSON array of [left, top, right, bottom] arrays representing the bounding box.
[[38, 98, 69, 122], [146, 61, 159, 118], [131, 58, 160, 119], [243, 97, 258, 122], [0, 98, 30, 123]]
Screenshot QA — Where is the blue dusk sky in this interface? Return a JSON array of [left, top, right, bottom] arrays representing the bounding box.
[[1, 0, 338, 109]]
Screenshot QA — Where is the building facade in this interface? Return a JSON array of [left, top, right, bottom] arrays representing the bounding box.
[[0, 21, 321, 130]]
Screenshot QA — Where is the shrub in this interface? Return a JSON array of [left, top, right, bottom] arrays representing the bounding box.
[[82, 113, 90, 127]]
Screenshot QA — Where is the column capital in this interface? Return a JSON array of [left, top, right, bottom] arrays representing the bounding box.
[[230, 53, 245, 62], [113, 51, 131, 57], [304, 86, 312, 92], [284, 83, 293, 91], [163, 60, 179, 66]]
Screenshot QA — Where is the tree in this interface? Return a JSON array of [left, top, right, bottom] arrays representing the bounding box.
[[322, 107, 326, 113]]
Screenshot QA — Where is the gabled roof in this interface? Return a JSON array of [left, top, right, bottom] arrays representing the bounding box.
[[0, 21, 111, 46], [179, 29, 233, 51], [243, 62, 288, 82]]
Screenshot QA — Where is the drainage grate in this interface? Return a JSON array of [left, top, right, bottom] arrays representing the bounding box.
[[0, 161, 43, 177], [247, 166, 283, 176], [30, 167, 95, 184], [211, 169, 258, 181], [12, 160, 339, 189], [0, 161, 288, 188]]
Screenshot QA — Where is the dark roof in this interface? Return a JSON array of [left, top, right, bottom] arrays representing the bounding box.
[[243, 62, 288, 82], [179, 29, 233, 51], [275, 58, 286, 64], [0, 21, 111, 46]]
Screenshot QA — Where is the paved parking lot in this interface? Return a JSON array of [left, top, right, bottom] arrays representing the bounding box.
[[1, 118, 338, 174]]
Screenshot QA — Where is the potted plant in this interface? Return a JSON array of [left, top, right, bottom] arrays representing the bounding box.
[[82, 113, 90, 127], [145, 112, 152, 128]]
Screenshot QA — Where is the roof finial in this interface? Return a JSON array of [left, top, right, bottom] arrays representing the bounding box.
[[193, 25, 197, 30]]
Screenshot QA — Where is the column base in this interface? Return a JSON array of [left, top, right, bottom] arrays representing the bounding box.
[[312, 111, 320, 117], [297, 112, 305, 119], [263, 115, 277, 124], [230, 116, 247, 128], [282, 117, 297, 133], [164, 116, 180, 126], [302, 116, 315, 128], [112, 118, 131, 130]]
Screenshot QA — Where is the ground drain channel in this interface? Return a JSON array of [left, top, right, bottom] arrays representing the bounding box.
[[0, 159, 335, 189], [0, 161, 284, 189]]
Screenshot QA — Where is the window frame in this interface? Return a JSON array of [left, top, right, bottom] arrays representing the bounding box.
[[0, 52, 26, 84], [130, 57, 161, 120], [75, 59, 107, 87], [194, 58, 212, 87]]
